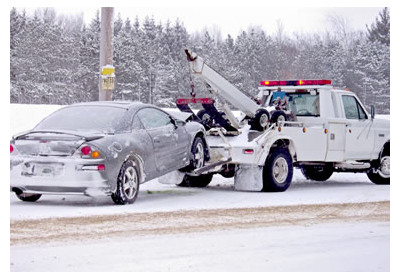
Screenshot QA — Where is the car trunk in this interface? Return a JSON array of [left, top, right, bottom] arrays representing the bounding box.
[[13, 132, 101, 157]]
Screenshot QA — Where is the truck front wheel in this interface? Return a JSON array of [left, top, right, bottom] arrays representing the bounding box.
[[367, 155, 390, 185], [262, 148, 293, 192]]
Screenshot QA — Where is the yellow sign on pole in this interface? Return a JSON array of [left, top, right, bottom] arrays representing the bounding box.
[[101, 65, 115, 90]]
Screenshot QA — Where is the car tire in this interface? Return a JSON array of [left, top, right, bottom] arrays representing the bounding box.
[[178, 173, 214, 188], [15, 192, 42, 202], [262, 147, 293, 192], [250, 109, 270, 131], [111, 160, 140, 205], [189, 137, 206, 170], [301, 164, 334, 181], [367, 155, 390, 185]]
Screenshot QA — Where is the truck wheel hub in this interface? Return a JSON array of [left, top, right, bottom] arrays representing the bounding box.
[[273, 157, 289, 183], [378, 156, 390, 178]]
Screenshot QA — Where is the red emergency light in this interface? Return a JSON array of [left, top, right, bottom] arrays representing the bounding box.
[[176, 98, 215, 105], [260, 80, 331, 86]]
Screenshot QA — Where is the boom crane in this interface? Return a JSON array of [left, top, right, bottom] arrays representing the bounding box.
[[183, 49, 270, 131]]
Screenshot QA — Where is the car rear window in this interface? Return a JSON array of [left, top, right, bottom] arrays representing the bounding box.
[[34, 106, 127, 133]]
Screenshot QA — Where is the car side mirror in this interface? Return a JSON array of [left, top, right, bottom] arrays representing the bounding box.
[[371, 105, 375, 120]]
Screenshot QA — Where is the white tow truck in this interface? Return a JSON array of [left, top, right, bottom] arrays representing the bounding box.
[[162, 49, 390, 191]]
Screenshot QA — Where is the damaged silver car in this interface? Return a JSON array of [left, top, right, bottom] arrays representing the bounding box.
[[10, 101, 209, 204]]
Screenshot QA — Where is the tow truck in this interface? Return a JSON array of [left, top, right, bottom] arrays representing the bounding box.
[[160, 49, 390, 191]]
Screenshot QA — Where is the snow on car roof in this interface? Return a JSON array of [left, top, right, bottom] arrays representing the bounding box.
[[70, 101, 145, 109]]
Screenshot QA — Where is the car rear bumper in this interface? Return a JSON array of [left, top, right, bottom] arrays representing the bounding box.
[[10, 155, 111, 196]]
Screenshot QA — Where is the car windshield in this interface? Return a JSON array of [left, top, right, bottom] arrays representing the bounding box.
[[34, 106, 127, 133]]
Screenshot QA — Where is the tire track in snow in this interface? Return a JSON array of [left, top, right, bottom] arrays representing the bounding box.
[[10, 201, 389, 246]]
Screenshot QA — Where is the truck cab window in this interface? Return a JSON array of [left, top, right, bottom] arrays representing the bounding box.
[[288, 93, 320, 116], [342, 95, 367, 120]]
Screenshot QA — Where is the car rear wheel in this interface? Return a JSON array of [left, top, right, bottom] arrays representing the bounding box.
[[111, 160, 140, 205]]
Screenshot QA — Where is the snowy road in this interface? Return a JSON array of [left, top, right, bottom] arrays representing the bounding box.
[[10, 172, 390, 271], [11, 200, 389, 246]]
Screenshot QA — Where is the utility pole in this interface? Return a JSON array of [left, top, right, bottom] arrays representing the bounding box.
[[99, 7, 114, 101]]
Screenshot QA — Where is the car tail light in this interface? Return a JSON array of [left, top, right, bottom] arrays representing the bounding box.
[[91, 151, 100, 159], [98, 164, 105, 171], [10, 144, 14, 153], [81, 145, 101, 159], [81, 146, 92, 155]]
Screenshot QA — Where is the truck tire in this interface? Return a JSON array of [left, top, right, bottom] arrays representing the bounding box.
[[250, 109, 270, 131], [111, 160, 140, 205], [177, 173, 213, 188], [367, 155, 390, 185], [301, 165, 334, 181], [15, 192, 42, 202], [270, 110, 287, 125], [262, 147, 293, 192]]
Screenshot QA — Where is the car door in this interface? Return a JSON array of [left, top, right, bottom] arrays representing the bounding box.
[[136, 108, 184, 173], [342, 94, 374, 160]]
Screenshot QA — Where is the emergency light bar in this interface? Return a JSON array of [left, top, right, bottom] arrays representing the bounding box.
[[260, 80, 331, 86], [176, 98, 215, 105]]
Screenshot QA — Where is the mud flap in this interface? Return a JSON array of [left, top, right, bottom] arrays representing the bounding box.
[[158, 170, 186, 185], [234, 164, 263, 191]]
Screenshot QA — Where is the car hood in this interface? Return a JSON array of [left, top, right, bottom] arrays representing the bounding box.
[[167, 111, 193, 122]]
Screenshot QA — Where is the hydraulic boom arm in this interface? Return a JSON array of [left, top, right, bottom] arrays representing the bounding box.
[[185, 49, 260, 118]]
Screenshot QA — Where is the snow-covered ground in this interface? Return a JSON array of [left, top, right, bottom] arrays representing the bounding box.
[[9, 104, 392, 272]]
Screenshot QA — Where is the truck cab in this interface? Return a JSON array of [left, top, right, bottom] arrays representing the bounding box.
[[256, 80, 389, 186]]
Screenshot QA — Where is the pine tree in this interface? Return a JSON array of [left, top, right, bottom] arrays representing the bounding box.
[[367, 8, 390, 46]]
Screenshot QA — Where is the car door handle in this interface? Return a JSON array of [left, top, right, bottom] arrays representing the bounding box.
[[153, 137, 161, 143]]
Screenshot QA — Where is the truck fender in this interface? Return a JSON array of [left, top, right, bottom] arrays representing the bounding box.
[[258, 136, 296, 165]]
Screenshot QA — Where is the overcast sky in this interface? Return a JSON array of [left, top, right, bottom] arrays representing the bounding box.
[[13, 0, 389, 38]]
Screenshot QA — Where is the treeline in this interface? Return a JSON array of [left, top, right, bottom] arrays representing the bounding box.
[[10, 8, 390, 113]]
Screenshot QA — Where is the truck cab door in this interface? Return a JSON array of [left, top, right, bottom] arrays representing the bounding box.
[[341, 95, 374, 160]]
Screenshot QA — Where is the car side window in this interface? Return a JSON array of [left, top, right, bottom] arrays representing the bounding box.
[[342, 95, 368, 120], [131, 114, 143, 130], [136, 108, 172, 129]]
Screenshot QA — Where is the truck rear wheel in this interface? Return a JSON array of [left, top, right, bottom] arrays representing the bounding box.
[[177, 173, 213, 188], [262, 148, 293, 192], [301, 164, 334, 181]]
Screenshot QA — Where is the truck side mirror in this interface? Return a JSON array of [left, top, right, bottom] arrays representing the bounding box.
[[371, 105, 375, 120]]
